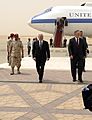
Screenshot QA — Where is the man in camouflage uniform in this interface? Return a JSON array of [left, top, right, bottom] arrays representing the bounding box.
[[9, 34, 24, 75], [7, 33, 14, 65]]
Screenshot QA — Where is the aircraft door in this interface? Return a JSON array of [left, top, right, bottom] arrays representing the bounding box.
[[54, 17, 68, 47], [62, 17, 68, 26]]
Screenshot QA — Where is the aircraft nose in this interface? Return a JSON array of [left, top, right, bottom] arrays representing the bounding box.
[[28, 17, 32, 27], [28, 16, 36, 28]]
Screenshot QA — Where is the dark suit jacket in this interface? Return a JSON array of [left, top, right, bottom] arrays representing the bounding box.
[[82, 36, 88, 49], [32, 40, 50, 62], [68, 37, 86, 58]]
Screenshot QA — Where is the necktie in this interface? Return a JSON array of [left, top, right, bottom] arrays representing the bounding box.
[[77, 38, 79, 45], [39, 41, 42, 48]]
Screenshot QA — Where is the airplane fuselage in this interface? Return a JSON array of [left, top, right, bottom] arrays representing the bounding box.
[[28, 5, 92, 36]]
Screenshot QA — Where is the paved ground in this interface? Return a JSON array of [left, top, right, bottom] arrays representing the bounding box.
[[0, 67, 92, 120]]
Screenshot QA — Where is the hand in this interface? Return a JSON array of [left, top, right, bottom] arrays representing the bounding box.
[[47, 58, 50, 61], [33, 57, 36, 61], [86, 49, 89, 54], [70, 55, 73, 59]]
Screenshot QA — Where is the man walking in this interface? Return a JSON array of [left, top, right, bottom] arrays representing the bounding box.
[[68, 30, 86, 83], [7, 33, 14, 65], [80, 31, 89, 72], [27, 38, 31, 57], [50, 37, 53, 47], [32, 34, 50, 83], [10, 34, 24, 75]]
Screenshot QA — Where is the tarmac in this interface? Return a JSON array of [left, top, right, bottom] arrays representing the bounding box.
[[0, 57, 92, 120]]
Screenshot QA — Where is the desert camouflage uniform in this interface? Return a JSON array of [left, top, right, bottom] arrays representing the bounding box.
[[10, 40, 23, 68]]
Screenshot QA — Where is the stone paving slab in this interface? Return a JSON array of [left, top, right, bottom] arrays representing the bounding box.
[[0, 68, 92, 120]]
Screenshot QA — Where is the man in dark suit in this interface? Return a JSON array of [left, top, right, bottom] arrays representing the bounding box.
[[68, 30, 86, 83], [80, 31, 89, 72], [32, 34, 50, 83]]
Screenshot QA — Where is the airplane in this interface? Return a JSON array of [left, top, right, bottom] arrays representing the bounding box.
[[28, 2, 92, 37]]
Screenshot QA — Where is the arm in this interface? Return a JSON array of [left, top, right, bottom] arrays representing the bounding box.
[[83, 37, 88, 49], [84, 37, 89, 54], [7, 41, 9, 59], [68, 39, 73, 59], [22, 45, 24, 58], [46, 42, 50, 60], [7, 41, 9, 53], [7, 41, 10, 62], [9, 43, 13, 57], [68, 39, 72, 56], [21, 41, 24, 58], [83, 39, 87, 57], [32, 41, 36, 60]]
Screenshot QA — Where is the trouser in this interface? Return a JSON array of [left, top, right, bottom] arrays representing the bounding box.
[[70, 57, 83, 80], [50, 43, 52, 47], [10, 56, 21, 73], [36, 60, 45, 81], [7, 54, 9, 63], [83, 58, 85, 70], [28, 46, 31, 55]]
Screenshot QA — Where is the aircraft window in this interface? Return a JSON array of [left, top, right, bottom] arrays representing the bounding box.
[[44, 7, 53, 13], [32, 7, 53, 19], [81, 3, 86, 6]]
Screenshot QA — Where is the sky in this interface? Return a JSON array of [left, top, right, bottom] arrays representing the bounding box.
[[0, 0, 92, 36]]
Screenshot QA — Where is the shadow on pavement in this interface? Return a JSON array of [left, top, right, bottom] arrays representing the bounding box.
[[0, 79, 91, 85]]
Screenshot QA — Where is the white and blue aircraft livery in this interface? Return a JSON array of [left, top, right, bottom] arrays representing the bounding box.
[[28, 2, 92, 36]]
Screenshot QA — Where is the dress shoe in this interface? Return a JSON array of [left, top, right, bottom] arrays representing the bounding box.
[[10, 73, 14, 75], [83, 70, 86, 72], [73, 80, 77, 82], [39, 80, 42, 83], [80, 80, 83, 83], [17, 71, 21, 74], [78, 79, 83, 83]]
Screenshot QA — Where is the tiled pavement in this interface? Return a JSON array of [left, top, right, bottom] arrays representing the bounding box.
[[0, 68, 92, 120]]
